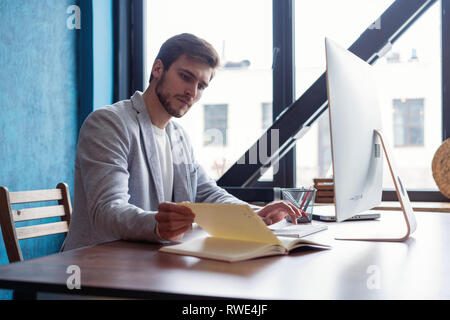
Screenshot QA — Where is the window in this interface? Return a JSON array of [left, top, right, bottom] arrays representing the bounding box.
[[139, 0, 448, 199], [295, 0, 395, 188], [145, 0, 273, 181], [374, 1, 441, 189], [294, 0, 395, 100], [393, 98, 425, 147], [295, 0, 442, 191], [204, 104, 228, 147]]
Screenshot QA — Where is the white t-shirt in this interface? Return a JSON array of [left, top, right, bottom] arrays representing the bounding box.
[[152, 124, 174, 202]]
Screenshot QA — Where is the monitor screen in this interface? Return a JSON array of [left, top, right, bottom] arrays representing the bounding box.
[[325, 38, 383, 223]]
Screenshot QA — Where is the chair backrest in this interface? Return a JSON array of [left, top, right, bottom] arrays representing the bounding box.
[[0, 183, 72, 263]]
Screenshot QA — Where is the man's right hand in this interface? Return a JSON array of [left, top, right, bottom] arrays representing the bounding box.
[[155, 202, 195, 241]]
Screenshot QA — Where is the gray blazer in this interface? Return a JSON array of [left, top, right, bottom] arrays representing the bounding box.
[[62, 91, 251, 251]]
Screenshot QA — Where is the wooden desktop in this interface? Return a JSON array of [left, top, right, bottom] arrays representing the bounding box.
[[0, 209, 449, 299]]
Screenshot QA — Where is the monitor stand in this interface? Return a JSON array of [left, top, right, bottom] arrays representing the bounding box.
[[335, 129, 417, 242]]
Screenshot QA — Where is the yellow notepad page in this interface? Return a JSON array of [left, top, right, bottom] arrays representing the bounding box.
[[180, 203, 282, 246], [163, 237, 284, 262]]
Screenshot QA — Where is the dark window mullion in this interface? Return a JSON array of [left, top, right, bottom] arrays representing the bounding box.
[[113, 0, 131, 102], [113, 0, 145, 101], [273, 0, 295, 188], [131, 0, 145, 93]]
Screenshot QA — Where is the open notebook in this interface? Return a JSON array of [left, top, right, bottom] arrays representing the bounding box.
[[159, 203, 331, 262]]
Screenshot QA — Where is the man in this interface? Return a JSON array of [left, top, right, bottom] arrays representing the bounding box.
[[62, 33, 301, 251]]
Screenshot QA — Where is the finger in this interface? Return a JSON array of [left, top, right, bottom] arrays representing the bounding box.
[[260, 209, 290, 225], [257, 207, 270, 218], [159, 224, 192, 241], [260, 215, 272, 225], [265, 213, 283, 225], [286, 202, 302, 217], [158, 202, 195, 215], [266, 206, 297, 225], [286, 203, 303, 223], [272, 202, 299, 224], [155, 211, 195, 224], [257, 201, 288, 217], [157, 218, 192, 232], [158, 202, 195, 217], [282, 203, 299, 225]]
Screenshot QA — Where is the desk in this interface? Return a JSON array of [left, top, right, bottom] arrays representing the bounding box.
[[0, 211, 449, 299]]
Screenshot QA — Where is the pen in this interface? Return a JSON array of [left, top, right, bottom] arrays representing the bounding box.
[[282, 189, 307, 221], [282, 190, 301, 208], [298, 186, 313, 215], [301, 189, 314, 215], [296, 186, 314, 222]]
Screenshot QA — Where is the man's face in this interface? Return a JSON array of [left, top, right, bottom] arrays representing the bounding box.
[[154, 55, 214, 118]]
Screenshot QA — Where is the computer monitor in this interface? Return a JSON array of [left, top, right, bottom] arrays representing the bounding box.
[[325, 38, 416, 241], [325, 38, 383, 223]]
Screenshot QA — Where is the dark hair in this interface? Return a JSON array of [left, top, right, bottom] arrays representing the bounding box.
[[149, 33, 220, 83]]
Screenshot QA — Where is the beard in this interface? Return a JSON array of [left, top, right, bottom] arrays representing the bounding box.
[[155, 71, 191, 118]]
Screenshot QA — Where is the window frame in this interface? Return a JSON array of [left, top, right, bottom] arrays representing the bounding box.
[[132, 0, 448, 202], [112, 0, 145, 102], [271, 0, 296, 188]]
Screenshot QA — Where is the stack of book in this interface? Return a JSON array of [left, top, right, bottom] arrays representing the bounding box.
[[314, 178, 334, 203]]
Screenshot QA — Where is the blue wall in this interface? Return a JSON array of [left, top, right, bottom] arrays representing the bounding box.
[[0, 0, 113, 300], [0, 0, 78, 299]]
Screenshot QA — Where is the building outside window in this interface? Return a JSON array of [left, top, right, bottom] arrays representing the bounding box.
[[393, 98, 425, 147], [204, 104, 228, 147], [294, 0, 441, 190], [145, 0, 273, 181], [145, 0, 443, 190]]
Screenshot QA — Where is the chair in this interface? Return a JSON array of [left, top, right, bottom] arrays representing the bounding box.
[[0, 183, 72, 263]]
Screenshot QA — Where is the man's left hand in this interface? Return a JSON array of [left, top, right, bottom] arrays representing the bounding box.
[[256, 201, 302, 225]]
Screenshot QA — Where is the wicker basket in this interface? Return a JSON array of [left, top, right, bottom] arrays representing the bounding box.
[[432, 138, 450, 199]]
